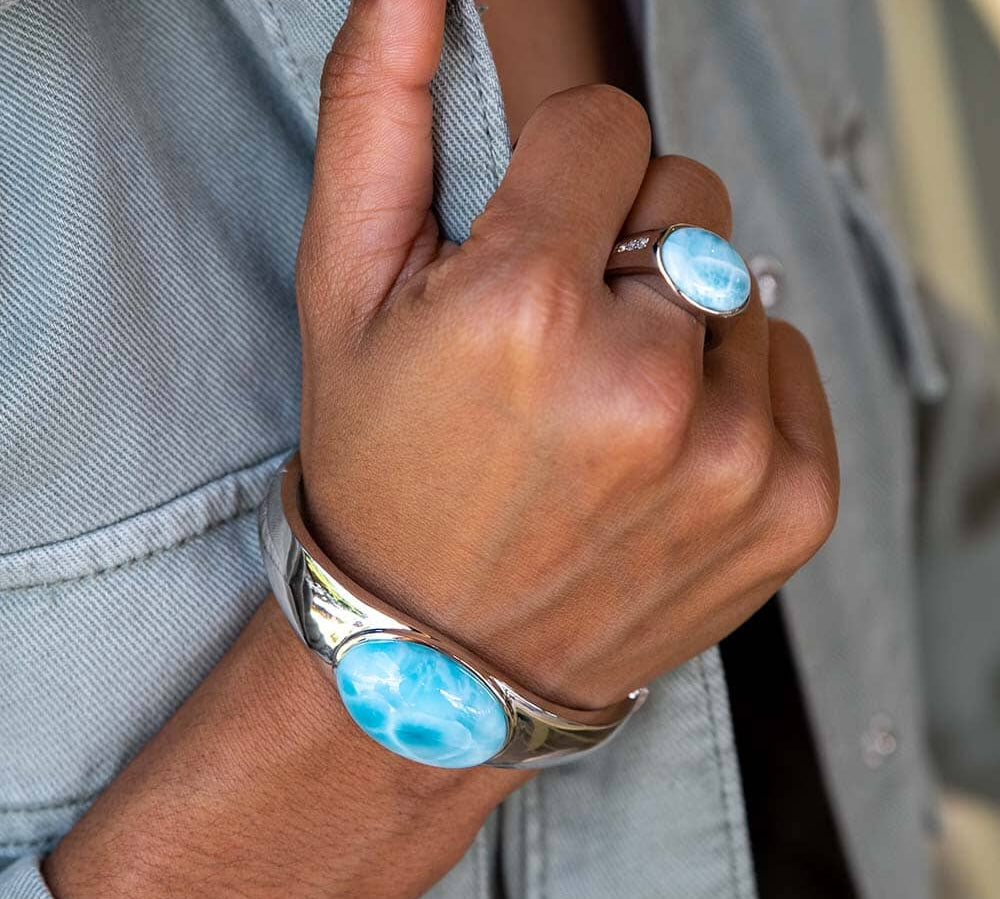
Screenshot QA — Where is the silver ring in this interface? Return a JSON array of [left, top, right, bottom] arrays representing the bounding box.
[[606, 224, 752, 322]]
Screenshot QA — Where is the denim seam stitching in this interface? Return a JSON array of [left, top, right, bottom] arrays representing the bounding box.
[[0, 836, 58, 851], [700, 652, 742, 898], [463, 0, 502, 191], [1, 448, 293, 561], [259, 0, 317, 118], [0, 794, 95, 815], [6, 501, 259, 593]]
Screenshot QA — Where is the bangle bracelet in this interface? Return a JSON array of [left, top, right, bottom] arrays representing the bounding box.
[[257, 451, 648, 769]]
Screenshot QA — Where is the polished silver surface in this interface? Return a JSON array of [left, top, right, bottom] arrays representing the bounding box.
[[258, 452, 648, 769], [606, 224, 751, 319]]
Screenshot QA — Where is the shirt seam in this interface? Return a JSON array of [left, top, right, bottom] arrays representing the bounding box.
[[5, 502, 259, 593], [0, 795, 94, 815], [0, 839, 56, 851], [462, 4, 501, 188], [700, 652, 747, 899], [257, 0, 318, 120], [0, 447, 293, 562], [0, 447, 293, 591], [465, 7, 502, 192]]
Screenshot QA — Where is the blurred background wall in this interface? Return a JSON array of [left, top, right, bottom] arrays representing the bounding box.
[[878, 2, 1000, 895], [951, 0, 1000, 315], [880, 0, 999, 328]]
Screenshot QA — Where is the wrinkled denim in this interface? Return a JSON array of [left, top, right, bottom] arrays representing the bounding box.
[[2, 0, 968, 897], [0, 2, 752, 897]]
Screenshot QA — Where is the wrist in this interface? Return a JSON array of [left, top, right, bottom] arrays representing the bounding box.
[[282, 452, 647, 765], [300, 471, 617, 710], [45, 600, 529, 899]]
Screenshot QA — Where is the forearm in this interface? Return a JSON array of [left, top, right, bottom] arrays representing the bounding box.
[[43, 599, 529, 899]]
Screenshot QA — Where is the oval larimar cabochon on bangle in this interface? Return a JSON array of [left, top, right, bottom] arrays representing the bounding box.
[[260, 452, 649, 769], [335, 637, 510, 768], [658, 225, 752, 315]]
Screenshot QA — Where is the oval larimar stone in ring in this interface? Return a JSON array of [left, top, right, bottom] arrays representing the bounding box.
[[335, 638, 510, 768], [657, 226, 752, 315]]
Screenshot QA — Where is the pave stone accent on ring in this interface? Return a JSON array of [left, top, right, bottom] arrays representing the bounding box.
[[615, 236, 651, 253], [658, 226, 751, 314]]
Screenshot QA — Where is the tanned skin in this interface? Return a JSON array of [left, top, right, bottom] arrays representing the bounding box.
[[45, 1, 838, 896]]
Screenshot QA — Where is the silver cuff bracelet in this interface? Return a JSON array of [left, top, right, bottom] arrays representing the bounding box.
[[257, 452, 648, 770]]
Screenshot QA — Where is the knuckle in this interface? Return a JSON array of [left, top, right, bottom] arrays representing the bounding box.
[[781, 459, 841, 565], [670, 156, 732, 216], [579, 83, 649, 129], [702, 410, 775, 505], [445, 256, 585, 366], [636, 359, 700, 437], [321, 44, 375, 102], [541, 84, 651, 147], [493, 259, 587, 351], [619, 399, 685, 463], [769, 319, 814, 359], [596, 364, 700, 474], [592, 404, 673, 478]]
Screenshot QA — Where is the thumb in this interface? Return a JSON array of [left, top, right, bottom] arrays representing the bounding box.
[[299, 0, 446, 325]]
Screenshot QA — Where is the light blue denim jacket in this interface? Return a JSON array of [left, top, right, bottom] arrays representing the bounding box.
[[4, 1, 1000, 897]]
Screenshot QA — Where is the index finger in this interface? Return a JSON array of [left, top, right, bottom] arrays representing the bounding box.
[[467, 85, 652, 282]]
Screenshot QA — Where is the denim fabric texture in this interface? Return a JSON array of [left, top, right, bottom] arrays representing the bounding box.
[[640, 3, 940, 896], [0, 0, 967, 897], [0, 1, 750, 896]]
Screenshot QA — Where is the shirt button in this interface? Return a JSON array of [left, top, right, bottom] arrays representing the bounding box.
[[748, 254, 785, 311], [861, 713, 898, 769]]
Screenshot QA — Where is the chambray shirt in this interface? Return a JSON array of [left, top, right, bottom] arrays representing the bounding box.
[[4, 1, 1000, 897]]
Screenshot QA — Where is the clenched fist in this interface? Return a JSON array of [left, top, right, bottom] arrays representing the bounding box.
[[42, 2, 841, 897], [296, 0, 839, 711]]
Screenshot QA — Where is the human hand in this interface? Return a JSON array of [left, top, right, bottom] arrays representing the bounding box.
[[296, 0, 839, 711], [41, 3, 839, 896]]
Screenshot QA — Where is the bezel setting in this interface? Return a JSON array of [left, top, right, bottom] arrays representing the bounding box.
[[258, 452, 649, 769], [653, 224, 752, 319]]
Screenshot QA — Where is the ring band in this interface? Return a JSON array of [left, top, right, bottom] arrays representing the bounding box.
[[606, 225, 752, 324]]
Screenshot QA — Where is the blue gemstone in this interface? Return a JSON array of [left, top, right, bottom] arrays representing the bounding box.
[[335, 639, 509, 768], [658, 226, 751, 314]]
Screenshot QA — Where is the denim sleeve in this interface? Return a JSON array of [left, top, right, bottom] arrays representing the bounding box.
[[0, 857, 55, 899]]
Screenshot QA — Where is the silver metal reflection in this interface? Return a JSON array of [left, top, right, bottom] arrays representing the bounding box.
[[258, 452, 648, 769], [606, 223, 751, 319]]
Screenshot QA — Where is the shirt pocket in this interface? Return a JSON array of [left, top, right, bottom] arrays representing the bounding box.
[[0, 0, 305, 864], [830, 161, 947, 403], [0, 452, 286, 862]]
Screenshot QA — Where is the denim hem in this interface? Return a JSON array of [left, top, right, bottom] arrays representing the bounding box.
[[0, 449, 291, 591]]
